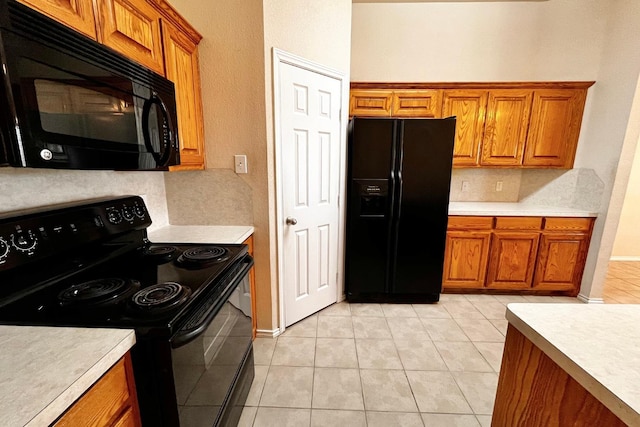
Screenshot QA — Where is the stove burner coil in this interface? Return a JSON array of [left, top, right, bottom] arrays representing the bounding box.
[[58, 278, 139, 306], [176, 246, 229, 268], [132, 282, 191, 310], [142, 245, 178, 263]]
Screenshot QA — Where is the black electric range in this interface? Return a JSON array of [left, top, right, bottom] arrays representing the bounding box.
[[0, 196, 255, 426]]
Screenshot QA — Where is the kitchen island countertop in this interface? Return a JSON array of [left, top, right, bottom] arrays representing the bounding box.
[[504, 304, 640, 425], [449, 202, 598, 217], [0, 326, 135, 427], [148, 225, 254, 244]]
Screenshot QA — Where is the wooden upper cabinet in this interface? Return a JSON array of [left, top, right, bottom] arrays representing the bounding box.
[[481, 89, 533, 166], [443, 90, 488, 167], [392, 90, 442, 117], [524, 89, 587, 168], [17, 0, 97, 39], [349, 90, 392, 117], [95, 0, 165, 75], [163, 20, 205, 170]]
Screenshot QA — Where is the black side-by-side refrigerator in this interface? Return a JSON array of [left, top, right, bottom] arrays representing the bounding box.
[[345, 117, 456, 303]]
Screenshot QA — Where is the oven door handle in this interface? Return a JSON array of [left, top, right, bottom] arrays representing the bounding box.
[[172, 256, 254, 348]]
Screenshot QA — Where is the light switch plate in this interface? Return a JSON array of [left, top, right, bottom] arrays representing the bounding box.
[[234, 155, 248, 174]]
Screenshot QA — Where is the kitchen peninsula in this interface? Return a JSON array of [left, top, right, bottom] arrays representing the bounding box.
[[0, 326, 136, 426], [493, 304, 640, 426]]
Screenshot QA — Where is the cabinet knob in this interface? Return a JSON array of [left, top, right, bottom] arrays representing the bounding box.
[[286, 217, 297, 225]]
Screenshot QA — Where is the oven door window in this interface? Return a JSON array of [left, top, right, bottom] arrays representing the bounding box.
[[172, 276, 253, 427]]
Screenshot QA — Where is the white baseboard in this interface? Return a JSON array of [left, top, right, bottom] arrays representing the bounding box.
[[256, 328, 281, 338], [577, 293, 605, 304], [609, 256, 640, 262]]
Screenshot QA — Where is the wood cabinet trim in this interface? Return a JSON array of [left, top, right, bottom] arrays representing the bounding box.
[[351, 81, 596, 90], [148, 0, 202, 44], [243, 235, 257, 339]]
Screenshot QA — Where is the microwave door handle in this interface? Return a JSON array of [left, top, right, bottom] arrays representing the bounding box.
[[142, 95, 173, 167]]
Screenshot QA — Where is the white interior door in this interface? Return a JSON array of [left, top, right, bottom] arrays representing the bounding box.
[[278, 60, 342, 327]]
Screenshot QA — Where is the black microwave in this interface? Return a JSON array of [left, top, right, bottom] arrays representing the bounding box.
[[0, 0, 179, 171]]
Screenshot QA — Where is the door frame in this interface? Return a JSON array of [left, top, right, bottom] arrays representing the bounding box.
[[272, 48, 349, 333]]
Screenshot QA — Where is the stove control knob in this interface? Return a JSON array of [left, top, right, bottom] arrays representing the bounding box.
[[133, 204, 146, 219], [11, 231, 37, 254], [107, 209, 122, 224], [0, 237, 9, 263], [122, 206, 135, 222]]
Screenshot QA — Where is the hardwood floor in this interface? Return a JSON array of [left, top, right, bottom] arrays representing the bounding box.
[[604, 261, 640, 303]]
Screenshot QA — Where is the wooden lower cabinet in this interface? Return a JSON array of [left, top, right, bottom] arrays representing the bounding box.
[[243, 235, 257, 339], [493, 325, 626, 426], [54, 353, 141, 427], [442, 216, 594, 296]]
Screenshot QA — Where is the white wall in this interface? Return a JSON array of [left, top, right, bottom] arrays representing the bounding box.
[[351, 1, 607, 82], [612, 133, 640, 259]]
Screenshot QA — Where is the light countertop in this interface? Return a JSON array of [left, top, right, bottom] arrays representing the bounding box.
[[148, 225, 254, 244], [506, 304, 640, 426], [0, 326, 136, 427], [449, 202, 598, 217]]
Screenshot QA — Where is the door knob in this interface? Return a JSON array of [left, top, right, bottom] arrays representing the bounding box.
[[286, 217, 297, 225]]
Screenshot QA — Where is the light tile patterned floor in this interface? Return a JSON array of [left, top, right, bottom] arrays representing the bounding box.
[[603, 261, 640, 303], [239, 261, 640, 427]]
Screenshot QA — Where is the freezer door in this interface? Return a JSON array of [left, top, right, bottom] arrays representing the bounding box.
[[390, 118, 456, 299], [345, 118, 397, 299]]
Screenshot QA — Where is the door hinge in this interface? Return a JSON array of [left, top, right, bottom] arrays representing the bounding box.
[[336, 272, 339, 284], [337, 195, 340, 207]]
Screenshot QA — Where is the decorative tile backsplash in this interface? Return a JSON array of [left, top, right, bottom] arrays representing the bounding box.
[[0, 168, 170, 229], [450, 169, 522, 202], [164, 168, 253, 225]]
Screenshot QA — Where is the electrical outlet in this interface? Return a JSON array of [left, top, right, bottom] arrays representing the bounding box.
[[461, 181, 470, 192], [496, 181, 503, 192], [234, 155, 248, 174]]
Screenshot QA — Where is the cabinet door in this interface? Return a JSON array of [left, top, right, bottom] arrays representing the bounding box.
[[95, 0, 164, 75], [486, 231, 540, 289], [18, 0, 97, 39], [481, 90, 533, 166], [349, 90, 392, 117], [524, 89, 587, 168], [392, 90, 442, 117], [163, 21, 205, 170], [533, 232, 589, 294], [442, 230, 492, 288], [442, 90, 488, 167]]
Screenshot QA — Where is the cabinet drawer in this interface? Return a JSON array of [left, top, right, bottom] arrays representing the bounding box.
[[544, 217, 593, 232], [448, 216, 493, 230], [495, 217, 542, 230]]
